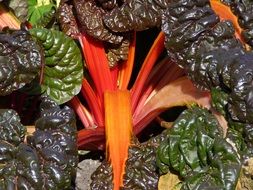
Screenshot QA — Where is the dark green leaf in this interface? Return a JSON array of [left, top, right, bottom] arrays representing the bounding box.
[[29, 28, 83, 104], [211, 87, 229, 116], [157, 106, 241, 190]]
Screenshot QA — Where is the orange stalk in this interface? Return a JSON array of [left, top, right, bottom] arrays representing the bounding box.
[[0, 4, 20, 30], [118, 32, 136, 90], [210, 0, 243, 42], [104, 90, 132, 190], [110, 65, 119, 89], [131, 32, 165, 111]]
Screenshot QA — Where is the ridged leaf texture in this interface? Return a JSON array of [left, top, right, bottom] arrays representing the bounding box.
[[0, 28, 42, 95], [157, 106, 241, 190], [29, 28, 83, 104], [0, 97, 78, 190]]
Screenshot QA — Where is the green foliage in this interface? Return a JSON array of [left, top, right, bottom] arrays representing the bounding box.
[[33, 8, 56, 28], [211, 87, 229, 116], [27, 0, 57, 25], [156, 106, 241, 190], [29, 28, 83, 104]]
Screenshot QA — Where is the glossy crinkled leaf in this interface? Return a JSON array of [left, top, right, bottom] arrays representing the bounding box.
[[0, 97, 78, 189], [0, 28, 42, 95], [29, 28, 83, 104], [157, 106, 242, 190], [103, 0, 169, 32], [73, 0, 123, 44], [211, 87, 229, 116], [0, 109, 26, 146], [58, 1, 79, 37]]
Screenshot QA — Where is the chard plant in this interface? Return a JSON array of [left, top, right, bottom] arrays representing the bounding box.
[[0, 0, 253, 190]]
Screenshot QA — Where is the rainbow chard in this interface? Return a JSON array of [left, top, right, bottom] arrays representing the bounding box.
[[0, 2, 211, 189], [65, 16, 210, 190]]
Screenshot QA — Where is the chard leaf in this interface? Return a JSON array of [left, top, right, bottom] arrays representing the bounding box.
[[0, 28, 42, 95], [28, 0, 55, 25], [211, 87, 229, 116], [157, 107, 242, 190], [29, 28, 83, 104], [0, 97, 78, 189]]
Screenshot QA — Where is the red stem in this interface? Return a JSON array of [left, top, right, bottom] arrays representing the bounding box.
[[81, 79, 104, 127], [78, 128, 105, 150], [69, 96, 95, 128], [131, 32, 165, 111], [133, 57, 172, 116]]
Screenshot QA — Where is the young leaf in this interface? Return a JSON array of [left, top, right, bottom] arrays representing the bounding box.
[[27, 0, 55, 25], [29, 28, 83, 104]]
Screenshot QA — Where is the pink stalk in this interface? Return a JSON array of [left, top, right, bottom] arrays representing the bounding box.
[[133, 58, 173, 116], [131, 32, 165, 111], [81, 79, 104, 127], [69, 97, 95, 128]]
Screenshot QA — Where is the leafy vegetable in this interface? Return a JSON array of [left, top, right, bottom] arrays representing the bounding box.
[[212, 86, 253, 159], [156, 106, 241, 190], [103, 0, 170, 32], [162, 0, 253, 125], [57, 1, 79, 38], [29, 28, 83, 104], [27, 0, 56, 25], [211, 87, 229, 116], [219, 0, 253, 46], [33, 8, 56, 29], [0, 26, 42, 95], [73, 0, 123, 44], [105, 37, 130, 67], [227, 120, 253, 159], [0, 97, 78, 189], [0, 109, 26, 146]]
